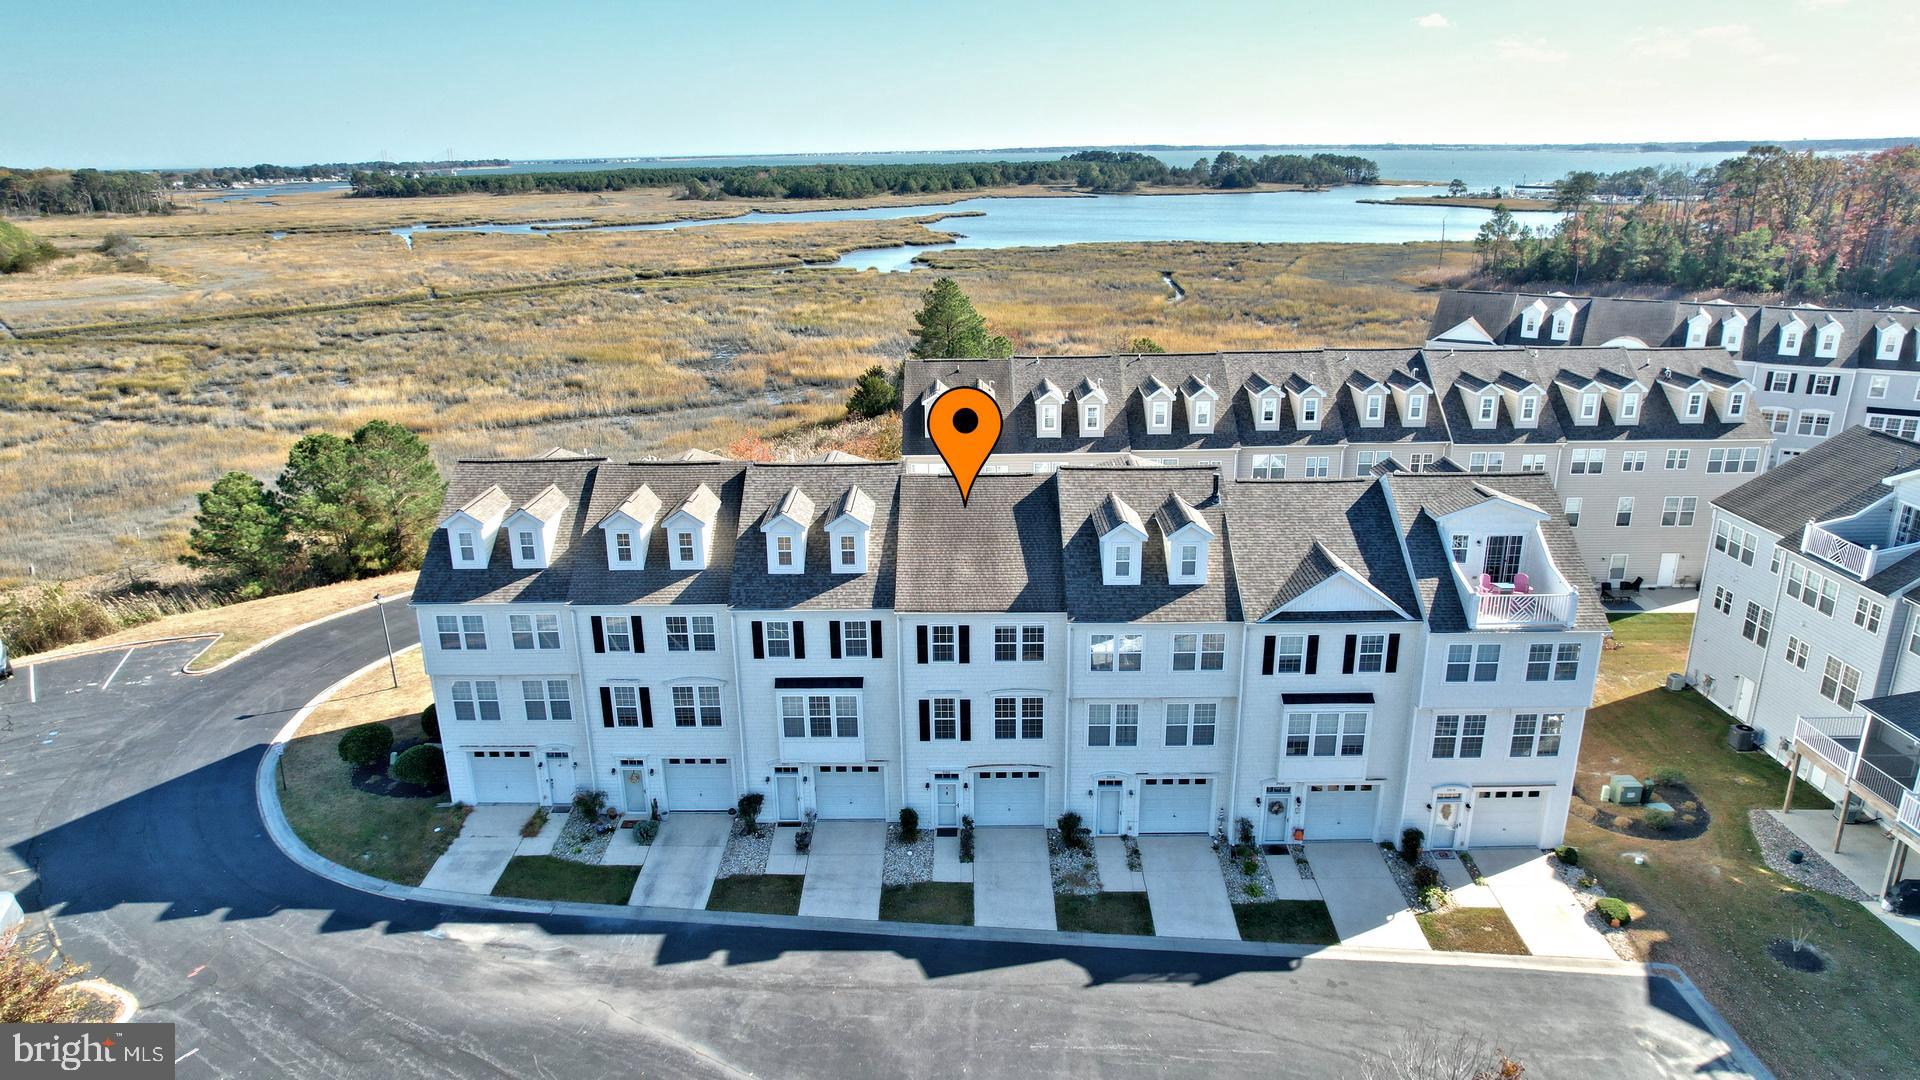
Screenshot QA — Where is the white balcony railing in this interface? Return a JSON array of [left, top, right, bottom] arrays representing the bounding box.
[[1802, 521, 1920, 580], [1854, 756, 1916, 811], [1475, 588, 1576, 627], [1793, 716, 1863, 777], [1900, 790, 1920, 839]]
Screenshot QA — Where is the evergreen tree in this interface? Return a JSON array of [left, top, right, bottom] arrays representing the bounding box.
[[278, 432, 363, 582], [846, 364, 900, 418], [345, 420, 447, 574], [1473, 206, 1522, 277], [1126, 337, 1167, 354], [183, 471, 289, 594], [908, 278, 1011, 359]]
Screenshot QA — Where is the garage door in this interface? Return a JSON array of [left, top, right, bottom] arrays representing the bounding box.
[[1470, 788, 1548, 847], [664, 757, 734, 811], [1138, 777, 1213, 833], [468, 749, 537, 803], [1304, 783, 1379, 841], [815, 765, 885, 819], [973, 770, 1045, 826]]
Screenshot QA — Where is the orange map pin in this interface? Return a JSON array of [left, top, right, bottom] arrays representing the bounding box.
[[928, 386, 1002, 505]]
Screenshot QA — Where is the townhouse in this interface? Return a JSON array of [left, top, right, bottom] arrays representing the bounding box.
[[412, 452, 1608, 851], [1429, 288, 1920, 460], [898, 347, 1769, 587]]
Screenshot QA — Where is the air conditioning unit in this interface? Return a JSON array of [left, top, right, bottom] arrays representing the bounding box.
[[1666, 672, 1687, 692], [1606, 774, 1645, 805]]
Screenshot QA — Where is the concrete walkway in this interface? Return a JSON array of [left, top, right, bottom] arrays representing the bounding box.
[[1092, 836, 1143, 892], [420, 804, 533, 894], [1473, 848, 1616, 959], [628, 813, 729, 909], [513, 808, 567, 856], [1434, 852, 1500, 908], [1308, 842, 1429, 950], [766, 826, 808, 876], [932, 835, 971, 882], [1262, 854, 1323, 901], [1138, 836, 1239, 939], [1771, 809, 1920, 954], [799, 821, 884, 920], [972, 828, 1056, 930]]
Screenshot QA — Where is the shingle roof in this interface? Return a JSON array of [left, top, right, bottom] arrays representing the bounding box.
[[1222, 479, 1419, 623], [729, 463, 900, 610], [415, 458, 606, 605], [1858, 692, 1920, 741], [893, 473, 1063, 613], [568, 463, 748, 607], [1713, 426, 1920, 540], [1054, 467, 1240, 623]]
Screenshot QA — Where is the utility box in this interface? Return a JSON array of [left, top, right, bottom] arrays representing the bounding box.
[[1606, 774, 1645, 805]]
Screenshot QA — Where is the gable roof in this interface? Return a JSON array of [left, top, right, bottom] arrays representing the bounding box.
[[893, 473, 1063, 613], [1054, 468, 1240, 623], [568, 462, 748, 607], [730, 463, 900, 610], [415, 457, 606, 605], [1222, 479, 1420, 624]]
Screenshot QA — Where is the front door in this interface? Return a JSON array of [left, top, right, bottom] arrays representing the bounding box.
[[620, 759, 649, 816], [934, 781, 960, 831], [775, 773, 802, 824], [1430, 795, 1464, 849], [1656, 552, 1680, 588], [1261, 788, 1293, 844], [543, 751, 572, 806], [1094, 782, 1123, 835]]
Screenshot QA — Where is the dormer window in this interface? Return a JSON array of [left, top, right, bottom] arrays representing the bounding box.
[[838, 534, 857, 568], [1150, 399, 1170, 430], [1519, 395, 1538, 423], [1815, 323, 1841, 359], [457, 531, 477, 562], [517, 530, 537, 563], [1193, 399, 1212, 430], [1038, 401, 1059, 436], [1365, 394, 1383, 423], [1179, 544, 1199, 578], [1551, 306, 1575, 341], [1520, 303, 1543, 337], [1113, 544, 1134, 580], [1300, 397, 1320, 425], [1726, 391, 1746, 418], [1406, 393, 1425, 423], [675, 531, 697, 566], [1579, 393, 1599, 421], [1722, 316, 1746, 351], [1083, 403, 1103, 433], [613, 532, 635, 563], [1259, 395, 1278, 425], [823, 484, 873, 575], [775, 535, 795, 568], [1620, 393, 1640, 421], [1685, 315, 1711, 348], [1878, 324, 1908, 361], [598, 483, 659, 571], [1779, 323, 1803, 355], [502, 485, 565, 570], [1479, 395, 1497, 423], [1685, 392, 1705, 419]]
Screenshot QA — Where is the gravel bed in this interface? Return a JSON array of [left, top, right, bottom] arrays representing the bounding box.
[[1550, 855, 1639, 961], [1217, 842, 1277, 903], [1380, 846, 1446, 912], [1122, 835, 1142, 872], [884, 824, 934, 885], [1747, 809, 1872, 902], [1047, 829, 1102, 895], [717, 819, 772, 879], [1289, 844, 1314, 879], [550, 811, 614, 865]]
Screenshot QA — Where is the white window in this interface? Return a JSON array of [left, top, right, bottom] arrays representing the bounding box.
[[765, 620, 793, 658], [1781, 325, 1803, 354], [1406, 394, 1426, 422], [1766, 370, 1794, 392], [456, 531, 477, 562], [1661, 497, 1697, 527], [1083, 403, 1104, 431], [1785, 635, 1810, 669], [1112, 543, 1134, 580], [1569, 449, 1604, 474], [511, 613, 561, 651], [1712, 586, 1735, 615], [1816, 326, 1841, 358], [1665, 449, 1689, 471], [1356, 634, 1387, 674], [1445, 643, 1473, 682], [1519, 395, 1538, 423], [928, 624, 957, 663], [1468, 451, 1504, 473], [1900, 505, 1920, 546], [613, 532, 635, 564], [1684, 392, 1705, 419], [1038, 402, 1059, 435], [1259, 395, 1279, 425], [1521, 308, 1541, 336], [1607, 554, 1629, 582], [1615, 497, 1633, 527], [1091, 633, 1143, 672], [667, 684, 723, 728], [665, 615, 717, 652], [1763, 408, 1791, 434], [1855, 598, 1884, 633], [437, 614, 487, 651], [1869, 415, 1920, 441], [837, 534, 857, 568], [930, 697, 959, 740], [1742, 602, 1773, 646], [1564, 498, 1582, 527], [1517, 453, 1545, 473], [516, 530, 537, 563], [520, 679, 572, 723], [1304, 456, 1330, 478], [1451, 534, 1469, 563], [1285, 711, 1367, 757], [1551, 311, 1572, 339], [1713, 519, 1759, 565], [1275, 635, 1307, 674], [1251, 454, 1286, 480], [774, 534, 795, 568], [1622, 451, 1647, 472], [1194, 399, 1213, 429], [1088, 703, 1138, 747], [840, 620, 869, 658], [1725, 391, 1745, 418], [1300, 397, 1320, 425], [675, 531, 696, 564], [452, 680, 500, 723], [784, 693, 854, 737], [1479, 395, 1497, 423], [1408, 452, 1437, 472], [1151, 400, 1170, 430], [993, 624, 1045, 662], [1579, 392, 1599, 421], [1172, 632, 1226, 672], [1785, 563, 1838, 615], [994, 696, 1045, 739], [1179, 544, 1200, 578], [1510, 714, 1540, 757], [1164, 702, 1217, 747], [1432, 714, 1487, 759], [1366, 395, 1383, 422], [1810, 374, 1840, 397], [1619, 393, 1639, 420], [1820, 656, 1861, 710]]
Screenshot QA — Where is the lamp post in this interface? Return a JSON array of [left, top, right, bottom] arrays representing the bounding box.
[[373, 592, 397, 689]]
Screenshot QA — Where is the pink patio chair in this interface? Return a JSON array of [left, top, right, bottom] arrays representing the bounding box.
[[1478, 572, 1493, 593], [1514, 572, 1531, 593]]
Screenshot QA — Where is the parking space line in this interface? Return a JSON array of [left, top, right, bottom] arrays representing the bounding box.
[[100, 648, 134, 691]]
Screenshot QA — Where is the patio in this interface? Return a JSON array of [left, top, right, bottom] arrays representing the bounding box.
[[1770, 809, 1920, 954]]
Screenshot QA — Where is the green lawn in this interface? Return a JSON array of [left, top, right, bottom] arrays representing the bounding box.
[[705, 875, 805, 915], [1054, 893, 1154, 936], [1581, 612, 1920, 1079], [880, 882, 974, 925], [1416, 908, 1529, 955], [490, 856, 641, 905], [1232, 900, 1340, 945]]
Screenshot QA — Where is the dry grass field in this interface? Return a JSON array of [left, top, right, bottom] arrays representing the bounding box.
[[0, 187, 1468, 583]]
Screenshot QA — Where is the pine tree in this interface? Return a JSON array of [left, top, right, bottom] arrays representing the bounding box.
[[183, 471, 289, 593], [846, 364, 900, 418], [908, 278, 1011, 359], [1126, 337, 1166, 354], [344, 420, 447, 574]]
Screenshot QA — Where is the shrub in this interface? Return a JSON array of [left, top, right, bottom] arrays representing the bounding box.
[[1553, 845, 1580, 867], [959, 815, 975, 863], [1245, 882, 1265, 899], [1680, 800, 1700, 813], [898, 806, 919, 843], [1597, 897, 1632, 925], [1057, 811, 1085, 850], [632, 819, 659, 845], [1650, 767, 1686, 787], [1418, 884, 1448, 910], [573, 789, 607, 819], [737, 792, 765, 834], [1235, 816, 1256, 847], [1399, 827, 1425, 865], [0, 585, 122, 655], [336, 723, 394, 768], [0, 927, 90, 1023], [520, 808, 549, 838], [392, 744, 446, 789], [793, 828, 812, 854], [1612, 815, 1634, 830], [845, 363, 900, 419], [419, 704, 439, 742], [1644, 808, 1674, 831], [1241, 857, 1260, 876], [1412, 863, 1442, 892]]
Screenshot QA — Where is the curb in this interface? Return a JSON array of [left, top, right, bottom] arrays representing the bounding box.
[[1647, 963, 1776, 1080]]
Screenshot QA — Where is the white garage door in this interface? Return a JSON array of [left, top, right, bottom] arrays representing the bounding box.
[[1304, 783, 1379, 841], [1138, 777, 1213, 833], [468, 749, 537, 803], [815, 765, 886, 819], [664, 757, 735, 811], [973, 770, 1045, 826], [1470, 787, 1548, 847]]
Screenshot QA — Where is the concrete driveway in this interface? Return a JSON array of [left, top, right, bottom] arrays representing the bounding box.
[[419, 804, 531, 894], [1138, 836, 1239, 939], [972, 828, 1056, 930], [1473, 848, 1616, 959], [1309, 842, 1429, 950], [798, 820, 884, 920], [628, 813, 729, 909]]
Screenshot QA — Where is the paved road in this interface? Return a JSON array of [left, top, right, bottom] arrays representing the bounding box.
[[0, 608, 1749, 1078]]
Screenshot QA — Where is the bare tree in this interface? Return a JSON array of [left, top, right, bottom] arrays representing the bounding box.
[[1359, 1030, 1525, 1080]]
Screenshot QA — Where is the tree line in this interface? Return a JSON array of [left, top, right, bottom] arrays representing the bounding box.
[[0, 168, 172, 215], [158, 159, 508, 187], [1473, 145, 1920, 299], [349, 151, 1380, 200]]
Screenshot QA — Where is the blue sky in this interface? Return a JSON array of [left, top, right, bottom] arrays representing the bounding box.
[[8, 0, 1917, 168]]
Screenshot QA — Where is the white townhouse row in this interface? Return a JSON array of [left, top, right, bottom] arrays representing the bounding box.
[[1430, 288, 1920, 460], [412, 453, 1607, 851], [898, 347, 1770, 590]]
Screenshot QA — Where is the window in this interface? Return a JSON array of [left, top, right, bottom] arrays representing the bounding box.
[[1763, 408, 1791, 434], [1112, 544, 1133, 580], [1304, 456, 1330, 478], [931, 697, 959, 740], [1173, 632, 1226, 671], [1521, 308, 1541, 336], [1084, 404, 1104, 431], [1870, 414, 1920, 441], [1451, 534, 1469, 564], [1287, 711, 1368, 757], [1537, 714, 1564, 756], [1661, 496, 1697, 527], [603, 615, 633, 652], [1797, 411, 1832, 437], [1706, 447, 1762, 474], [1784, 636, 1810, 669], [1089, 703, 1139, 747], [1259, 396, 1278, 425], [1665, 449, 1690, 471], [1479, 395, 1497, 423], [1276, 635, 1306, 674], [841, 620, 869, 658], [1301, 397, 1320, 425], [928, 624, 957, 663], [439, 614, 487, 650], [520, 679, 571, 723], [614, 532, 634, 563], [1468, 451, 1504, 473], [1855, 598, 1884, 633], [1712, 586, 1734, 615], [511, 613, 561, 651], [1782, 326, 1804, 353], [666, 615, 717, 652], [1521, 454, 1547, 473], [1510, 714, 1540, 757], [1570, 449, 1604, 474], [1765, 370, 1792, 392], [1820, 656, 1861, 710], [1251, 453, 1285, 479], [456, 531, 477, 562], [990, 696, 1044, 740], [1620, 393, 1640, 421], [1038, 402, 1059, 434], [452, 680, 500, 723], [765, 620, 793, 658], [1194, 399, 1214, 429], [1901, 505, 1920, 546], [1520, 395, 1539, 423], [1554, 643, 1581, 680], [1683, 392, 1705, 419], [1726, 391, 1746, 418], [1615, 498, 1633, 527], [1354, 450, 1383, 476], [1446, 643, 1473, 682], [1564, 498, 1582, 527], [1608, 554, 1629, 582], [774, 534, 795, 568], [994, 624, 1045, 662], [1713, 520, 1758, 566], [1743, 602, 1773, 646], [1786, 564, 1838, 615], [1165, 703, 1217, 747], [837, 534, 857, 568], [1179, 544, 1200, 577], [1150, 400, 1170, 430], [609, 685, 641, 727], [1460, 715, 1487, 758], [1091, 633, 1143, 672], [1816, 330, 1841, 358], [516, 530, 537, 563], [675, 531, 696, 564], [1622, 451, 1647, 472], [436, 615, 462, 651], [1579, 392, 1600, 421], [1473, 643, 1500, 682], [1356, 634, 1387, 673], [673, 684, 725, 728], [1433, 715, 1460, 758], [1365, 395, 1383, 422], [1407, 394, 1426, 422]]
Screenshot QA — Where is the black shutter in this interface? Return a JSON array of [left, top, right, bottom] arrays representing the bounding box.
[[917, 625, 929, 664], [919, 699, 931, 741], [1385, 633, 1401, 673], [1786, 373, 1798, 394], [591, 616, 606, 654], [752, 621, 765, 660], [599, 686, 615, 728], [870, 620, 884, 659], [793, 621, 807, 659], [1342, 634, 1357, 675], [958, 626, 971, 663], [639, 688, 653, 728], [1306, 635, 1320, 674], [829, 620, 843, 660], [959, 699, 972, 741], [630, 615, 645, 653], [1262, 635, 1277, 676]]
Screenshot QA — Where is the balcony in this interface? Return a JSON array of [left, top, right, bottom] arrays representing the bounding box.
[[1793, 715, 1863, 778], [1794, 715, 1920, 823], [1901, 790, 1920, 841], [1802, 496, 1920, 580], [1449, 558, 1578, 630]]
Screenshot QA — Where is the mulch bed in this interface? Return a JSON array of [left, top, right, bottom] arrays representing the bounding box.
[[1574, 780, 1711, 841], [348, 737, 446, 799], [1767, 938, 1829, 973]]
